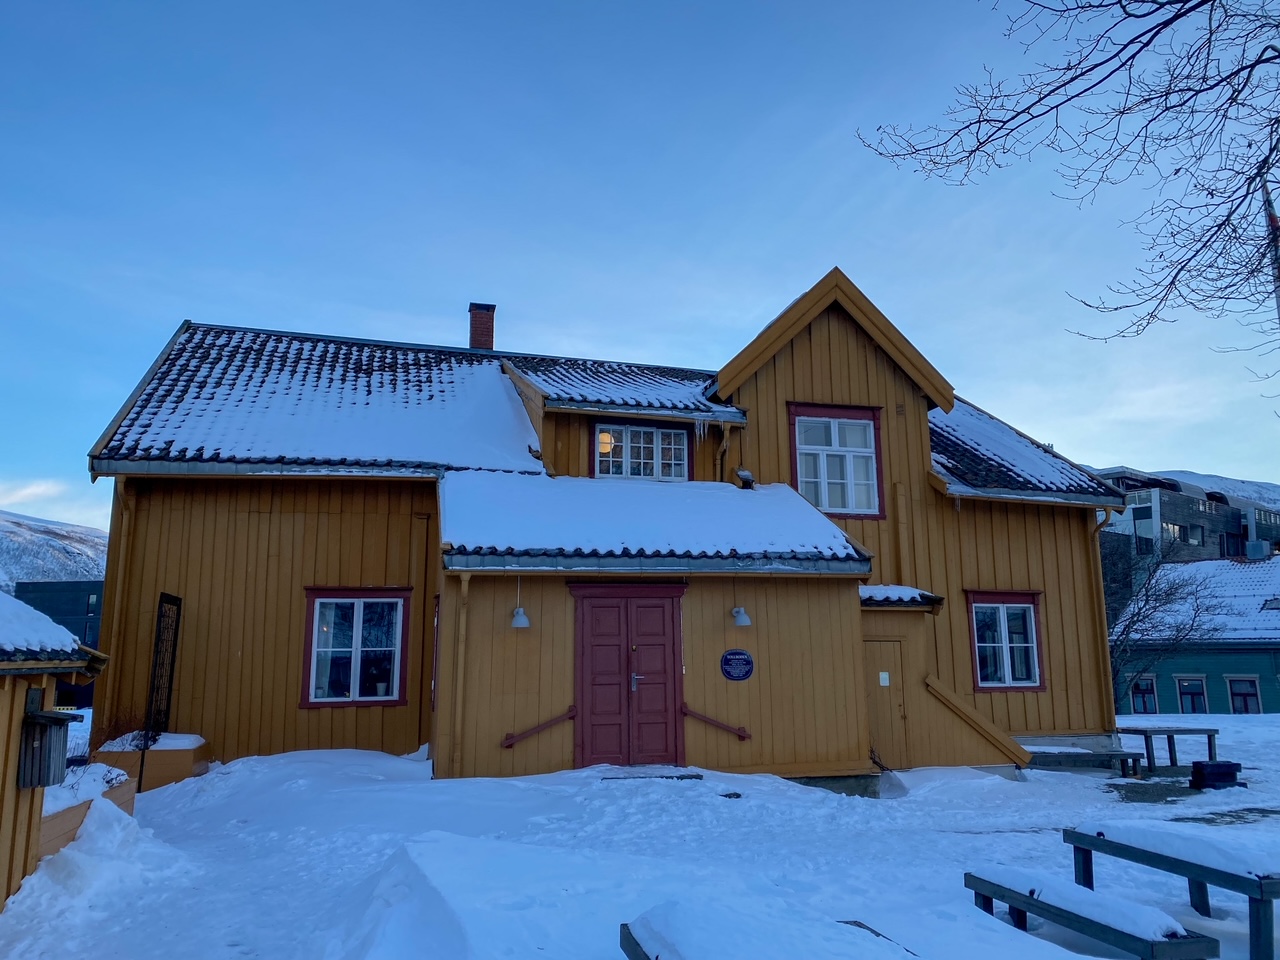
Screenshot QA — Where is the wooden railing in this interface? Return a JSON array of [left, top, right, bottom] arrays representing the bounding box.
[[501, 705, 577, 749], [681, 703, 751, 741]]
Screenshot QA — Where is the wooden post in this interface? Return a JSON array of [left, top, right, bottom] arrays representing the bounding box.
[[1251, 897, 1275, 960], [1143, 733, 1157, 774], [1167, 734, 1179, 767], [1008, 905, 1028, 931], [449, 573, 472, 780], [1073, 846, 1095, 890], [1208, 733, 1218, 762], [974, 891, 994, 914], [1189, 879, 1213, 918]]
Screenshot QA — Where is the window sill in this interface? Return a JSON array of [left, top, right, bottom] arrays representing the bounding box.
[[299, 697, 408, 710], [976, 682, 1046, 693], [818, 508, 886, 521]]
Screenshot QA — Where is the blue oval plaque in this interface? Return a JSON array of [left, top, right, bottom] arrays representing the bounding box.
[[720, 649, 754, 681]]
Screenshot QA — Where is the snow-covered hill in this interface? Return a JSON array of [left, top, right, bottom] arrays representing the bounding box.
[[1155, 469, 1280, 510], [0, 509, 108, 595]]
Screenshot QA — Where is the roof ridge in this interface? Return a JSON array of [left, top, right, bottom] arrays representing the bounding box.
[[183, 320, 718, 378]]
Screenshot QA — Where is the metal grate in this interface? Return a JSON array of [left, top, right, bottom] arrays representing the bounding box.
[[143, 593, 183, 744]]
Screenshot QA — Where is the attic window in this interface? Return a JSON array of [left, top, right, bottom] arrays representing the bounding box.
[[788, 404, 883, 517], [595, 425, 688, 481], [1262, 598, 1280, 611]]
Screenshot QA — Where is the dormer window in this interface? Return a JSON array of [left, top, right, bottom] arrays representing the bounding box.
[[789, 404, 883, 517], [596, 424, 688, 481]]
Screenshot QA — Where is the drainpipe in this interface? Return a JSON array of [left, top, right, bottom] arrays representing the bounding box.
[[715, 424, 731, 483], [449, 573, 472, 779]]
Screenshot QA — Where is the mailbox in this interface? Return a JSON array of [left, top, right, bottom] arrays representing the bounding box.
[[17, 688, 80, 789]]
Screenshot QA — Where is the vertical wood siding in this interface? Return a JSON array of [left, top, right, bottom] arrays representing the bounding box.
[[0, 675, 52, 902], [96, 478, 437, 764], [434, 574, 873, 779], [728, 304, 1113, 736]]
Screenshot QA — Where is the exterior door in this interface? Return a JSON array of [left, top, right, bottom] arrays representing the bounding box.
[[864, 640, 910, 770], [574, 587, 683, 767]]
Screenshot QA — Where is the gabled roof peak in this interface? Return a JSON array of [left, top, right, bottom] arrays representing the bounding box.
[[714, 267, 956, 411]]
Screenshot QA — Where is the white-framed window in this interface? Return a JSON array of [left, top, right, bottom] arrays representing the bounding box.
[[596, 424, 687, 481], [1226, 676, 1262, 715], [970, 596, 1041, 688], [307, 592, 405, 704], [793, 412, 879, 514], [1175, 676, 1207, 714]]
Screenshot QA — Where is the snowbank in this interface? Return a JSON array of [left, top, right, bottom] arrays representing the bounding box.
[[975, 865, 1185, 941], [0, 589, 79, 654], [5, 799, 183, 917], [42, 763, 129, 816]]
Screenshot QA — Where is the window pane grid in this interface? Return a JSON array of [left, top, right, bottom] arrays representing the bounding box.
[[311, 598, 402, 703], [795, 415, 878, 514], [596, 425, 687, 482], [973, 602, 1040, 688]]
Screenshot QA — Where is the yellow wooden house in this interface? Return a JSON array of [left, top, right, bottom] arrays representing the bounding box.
[[88, 269, 1122, 783]]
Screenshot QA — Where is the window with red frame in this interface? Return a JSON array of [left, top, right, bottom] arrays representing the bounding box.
[[306, 590, 407, 704], [793, 410, 879, 514], [971, 596, 1040, 688]]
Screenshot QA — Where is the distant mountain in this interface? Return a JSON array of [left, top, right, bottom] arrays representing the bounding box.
[[0, 509, 108, 595], [1155, 470, 1280, 511]]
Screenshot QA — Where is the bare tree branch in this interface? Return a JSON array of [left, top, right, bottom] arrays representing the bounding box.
[[861, 1, 1280, 343]]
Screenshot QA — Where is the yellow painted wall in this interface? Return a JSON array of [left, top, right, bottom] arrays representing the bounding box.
[[96, 477, 438, 764], [0, 675, 53, 902], [726, 303, 1115, 736], [434, 573, 873, 779]]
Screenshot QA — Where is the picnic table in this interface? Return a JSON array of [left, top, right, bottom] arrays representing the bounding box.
[[1065, 826, 1280, 960], [1116, 726, 1219, 772]]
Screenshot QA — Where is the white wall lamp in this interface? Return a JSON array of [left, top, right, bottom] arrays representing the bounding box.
[[511, 576, 531, 629], [731, 606, 751, 627]]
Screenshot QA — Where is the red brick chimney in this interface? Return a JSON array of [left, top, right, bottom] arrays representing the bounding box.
[[468, 302, 496, 350]]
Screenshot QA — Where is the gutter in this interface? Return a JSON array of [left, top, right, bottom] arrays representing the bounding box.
[[442, 553, 872, 575]]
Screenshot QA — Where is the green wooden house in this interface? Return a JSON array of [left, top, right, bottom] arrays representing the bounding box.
[[1115, 555, 1280, 716]]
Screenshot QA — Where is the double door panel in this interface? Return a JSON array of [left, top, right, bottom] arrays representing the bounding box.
[[579, 595, 679, 767]]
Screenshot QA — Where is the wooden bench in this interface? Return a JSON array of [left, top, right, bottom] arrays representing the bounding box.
[[966, 871, 1219, 960], [1065, 826, 1280, 960], [1030, 749, 1146, 777], [1116, 726, 1219, 772]]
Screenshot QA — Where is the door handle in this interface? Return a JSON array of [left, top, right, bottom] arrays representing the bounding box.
[[631, 673, 646, 692]]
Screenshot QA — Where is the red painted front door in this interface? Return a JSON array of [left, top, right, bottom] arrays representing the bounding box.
[[577, 591, 681, 767]]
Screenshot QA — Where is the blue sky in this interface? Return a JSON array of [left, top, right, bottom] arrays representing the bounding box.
[[2, 1, 1274, 530]]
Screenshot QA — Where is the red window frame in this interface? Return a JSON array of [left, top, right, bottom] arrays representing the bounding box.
[[966, 590, 1047, 693], [301, 586, 412, 708], [787, 402, 886, 520]]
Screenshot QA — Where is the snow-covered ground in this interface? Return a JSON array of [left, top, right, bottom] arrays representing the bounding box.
[[4, 717, 1280, 960]]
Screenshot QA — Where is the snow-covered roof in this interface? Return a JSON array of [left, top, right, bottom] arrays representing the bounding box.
[[506, 356, 744, 423], [858, 584, 943, 609], [929, 398, 1121, 507], [0, 590, 84, 661], [91, 323, 544, 477], [439, 473, 871, 574], [1130, 555, 1280, 644]]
